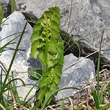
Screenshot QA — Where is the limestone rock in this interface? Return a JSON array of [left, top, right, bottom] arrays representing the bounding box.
[[0, 0, 7, 4], [57, 53, 95, 99], [14, 0, 110, 63], [0, 11, 33, 72], [0, 11, 40, 101]]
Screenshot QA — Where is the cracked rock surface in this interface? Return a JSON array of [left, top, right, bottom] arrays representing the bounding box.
[[57, 53, 95, 99], [11, 0, 110, 63]]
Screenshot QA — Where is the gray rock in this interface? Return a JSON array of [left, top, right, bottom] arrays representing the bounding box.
[[0, 11, 33, 72], [0, 11, 40, 101], [57, 53, 95, 99], [14, 0, 110, 63], [0, 0, 7, 4], [0, 0, 26, 4]]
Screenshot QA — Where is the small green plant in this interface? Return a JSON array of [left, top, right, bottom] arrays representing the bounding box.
[[30, 7, 64, 107]]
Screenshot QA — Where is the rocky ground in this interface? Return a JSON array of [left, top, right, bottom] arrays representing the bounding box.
[[0, 0, 110, 109]]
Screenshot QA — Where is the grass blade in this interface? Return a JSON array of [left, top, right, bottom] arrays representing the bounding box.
[[106, 82, 110, 94], [2, 78, 25, 93], [5, 91, 10, 109], [0, 103, 6, 110], [99, 85, 104, 105], [96, 30, 104, 101], [12, 72, 21, 104], [92, 90, 99, 109], [0, 31, 28, 53], [60, 100, 64, 110], [0, 5, 3, 25], [0, 42, 15, 53], [10, 0, 16, 13], [67, 0, 73, 33], [0, 31, 28, 42], [101, 104, 110, 109]]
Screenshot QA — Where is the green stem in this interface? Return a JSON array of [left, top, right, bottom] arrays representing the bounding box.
[[97, 30, 104, 100], [42, 15, 49, 75], [10, 0, 16, 13]]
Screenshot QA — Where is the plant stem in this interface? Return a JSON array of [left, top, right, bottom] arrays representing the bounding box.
[[97, 30, 104, 99], [42, 15, 49, 75], [10, 0, 16, 13]]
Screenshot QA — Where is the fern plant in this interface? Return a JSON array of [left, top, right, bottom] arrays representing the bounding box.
[[30, 7, 64, 107]]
